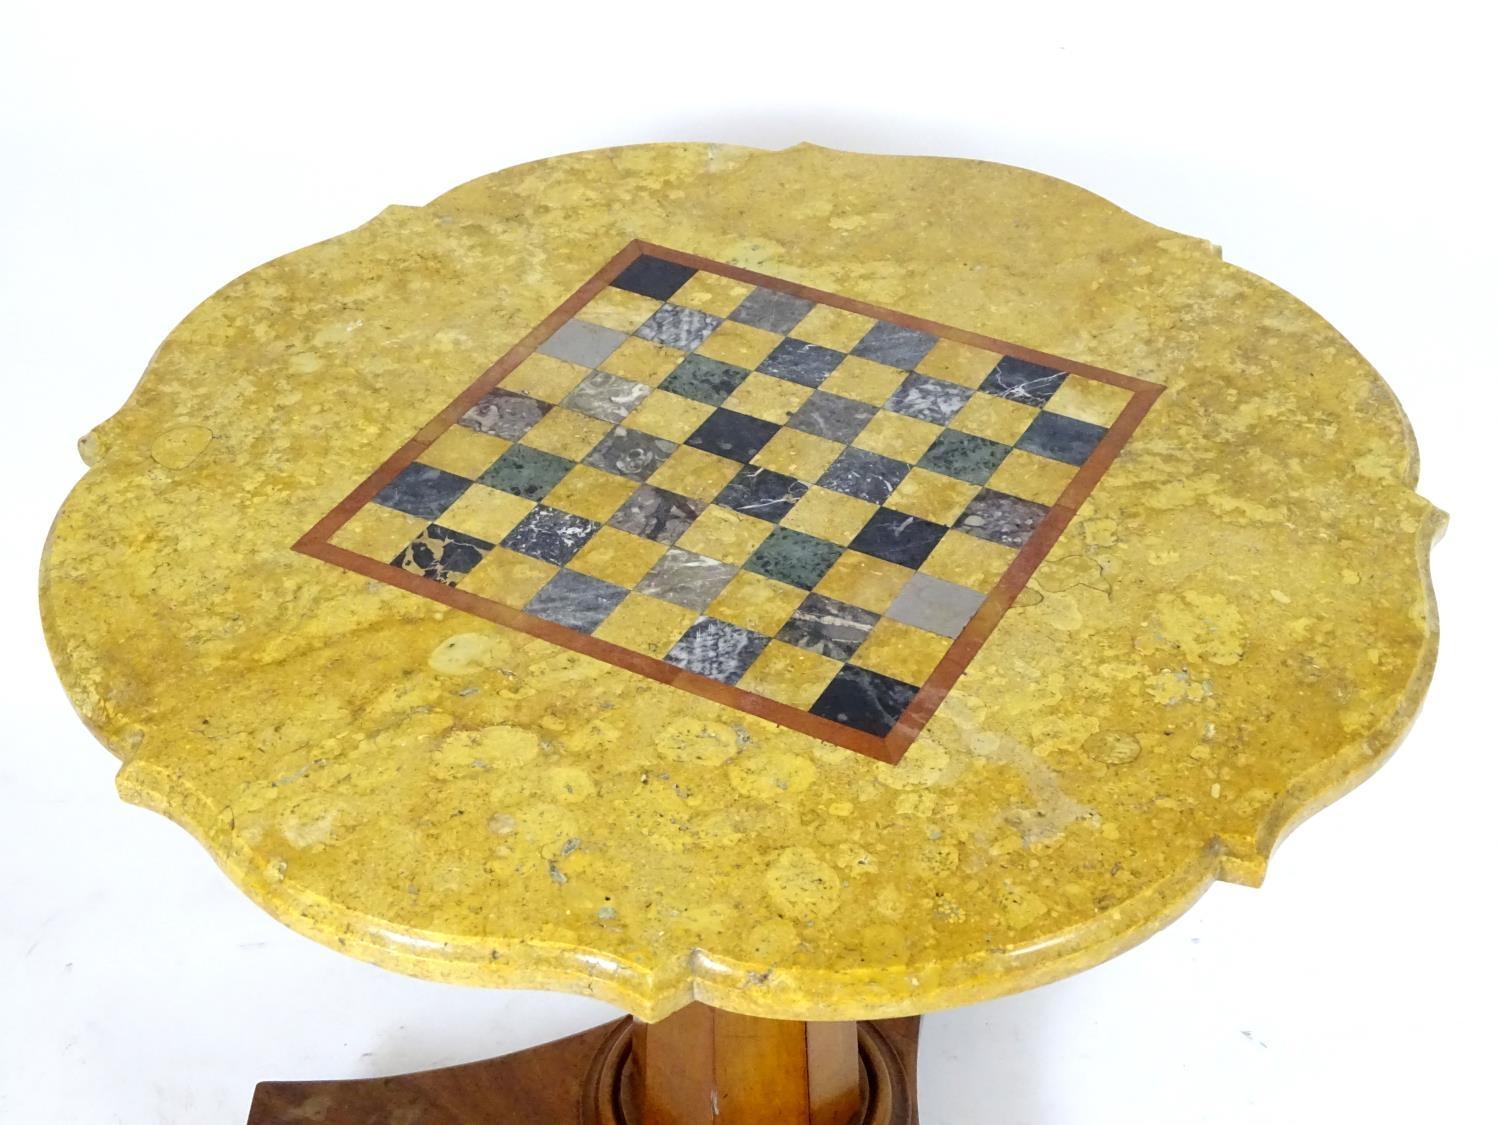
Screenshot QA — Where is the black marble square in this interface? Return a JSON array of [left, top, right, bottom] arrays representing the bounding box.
[[744, 527, 844, 590], [459, 388, 550, 441], [660, 354, 750, 406], [884, 371, 973, 425], [786, 390, 876, 444], [715, 465, 809, 523], [848, 507, 946, 568], [477, 445, 575, 501], [817, 446, 911, 505], [373, 464, 472, 519], [664, 617, 770, 685], [525, 569, 630, 633], [611, 255, 695, 301], [684, 408, 780, 463], [810, 665, 919, 737], [608, 484, 704, 544], [979, 356, 1067, 407], [500, 504, 599, 565], [757, 338, 846, 387], [955, 489, 1050, 548], [850, 322, 937, 369], [1015, 411, 1108, 466], [777, 593, 879, 660], [636, 303, 721, 351], [730, 287, 814, 334], [917, 429, 1011, 485], [583, 426, 677, 482], [392, 523, 492, 585]]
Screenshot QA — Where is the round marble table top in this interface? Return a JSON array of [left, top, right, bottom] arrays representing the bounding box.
[[40, 143, 1441, 1021]]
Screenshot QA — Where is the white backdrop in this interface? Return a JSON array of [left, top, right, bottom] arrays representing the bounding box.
[[3, 2, 1495, 1122]]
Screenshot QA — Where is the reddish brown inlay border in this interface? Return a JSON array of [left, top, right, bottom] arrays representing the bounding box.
[[294, 240, 1164, 764]]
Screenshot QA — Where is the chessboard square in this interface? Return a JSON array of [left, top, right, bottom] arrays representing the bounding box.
[[1042, 374, 1134, 427], [684, 407, 781, 462], [1016, 410, 1108, 466], [949, 393, 1039, 445], [459, 387, 551, 440], [561, 370, 652, 425], [598, 336, 687, 386], [820, 355, 908, 406], [329, 504, 428, 561], [503, 353, 591, 404], [884, 371, 973, 425], [432, 483, 535, 542], [648, 445, 743, 501], [579, 286, 664, 332], [500, 504, 600, 565], [757, 338, 845, 388], [817, 446, 910, 505], [814, 551, 913, 614], [584, 426, 677, 482], [627, 389, 716, 443], [636, 547, 739, 611], [917, 428, 1011, 485], [659, 354, 750, 406], [593, 592, 700, 658], [545, 464, 640, 523], [716, 465, 809, 523], [373, 463, 472, 519], [744, 526, 844, 590], [607, 483, 706, 544], [538, 318, 627, 369], [674, 503, 774, 564], [524, 569, 630, 634], [706, 570, 806, 636], [790, 304, 877, 352], [850, 617, 951, 684], [696, 320, 784, 369], [456, 546, 557, 607], [478, 444, 575, 501], [392, 523, 493, 585], [776, 592, 879, 661], [986, 448, 1077, 505], [885, 571, 986, 638], [519, 406, 613, 460], [730, 287, 814, 335], [886, 468, 981, 525], [738, 640, 842, 710], [849, 506, 946, 568], [664, 616, 770, 685], [955, 489, 1051, 548], [851, 321, 938, 369], [916, 339, 1002, 388], [781, 486, 879, 546], [721, 372, 814, 425], [809, 664, 919, 738], [751, 428, 844, 481], [421, 425, 511, 479], [636, 302, 722, 351], [786, 389, 877, 444], [980, 355, 1067, 407], [566, 525, 669, 587], [670, 271, 755, 317], [852, 410, 942, 463], [611, 254, 696, 301], [920, 529, 1019, 593]]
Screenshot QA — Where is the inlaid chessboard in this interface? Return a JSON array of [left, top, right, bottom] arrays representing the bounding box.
[[296, 243, 1161, 762]]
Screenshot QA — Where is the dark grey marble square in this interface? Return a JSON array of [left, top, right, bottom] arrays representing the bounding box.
[[636, 547, 738, 611], [500, 505, 599, 565], [684, 408, 779, 463], [810, 665, 918, 737], [1015, 411, 1108, 466], [979, 356, 1067, 407], [716, 465, 809, 523], [524, 569, 629, 633], [660, 354, 750, 406], [608, 484, 704, 544], [955, 489, 1050, 548], [884, 572, 986, 638], [757, 338, 845, 387], [373, 464, 472, 519], [477, 445, 574, 501], [538, 318, 627, 369], [777, 593, 879, 661], [459, 388, 551, 441], [744, 526, 844, 590], [848, 507, 946, 568], [884, 371, 973, 425], [917, 429, 1011, 485], [583, 426, 677, 482], [561, 370, 651, 424], [635, 303, 722, 351], [392, 523, 492, 585], [664, 616, 770, 684], [786, 390, 876, 444], [729, 287, 814, 334], [850, 321, 938, 369], [612, 255, 695, 300], [817, 446, 910, 505]]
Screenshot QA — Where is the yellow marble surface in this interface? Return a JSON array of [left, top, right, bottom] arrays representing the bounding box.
[[38, 144, 1442, 1022]]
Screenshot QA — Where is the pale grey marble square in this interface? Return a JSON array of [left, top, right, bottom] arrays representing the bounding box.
[[884, 572, 986, 638], [538, 318, 628, 368]]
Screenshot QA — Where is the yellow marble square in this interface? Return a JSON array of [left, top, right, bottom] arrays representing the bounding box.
[[790, 304, 876, 352], [853, 411, 942, 463], [739, 640, 842, 709], [706, 570, 804, 636], [670, 272, 755, 317], [545, 464, 639, 523], [628, 389, 716, 442], [676, 505, 774, 564], [457, 546, 557, 607], [949, 394, 1038, 445], [886, 468, 981, 525], [920, 529, 1019, 593], [593, 592, 699, 659], [751, 428, 844, 480], [432, 484, 534, 543], [819, 355, 907, 406], [649, 446, 742, 501], [579, 287, 662, 332], [330, 504, 428, 561], [1045, 374, 1134, 427], [518, 407, 611, 460], [781, 486, 878, 546], [814, 551, 913, 614], [567, 526, 668, 587], [722, 372, 813, 424], [418, 425, 510, 479], [504, 353, 590, 404], [851, 618, 951, 684], [988, 449, 1077, 505], [916, 339, 1000, 388], [598, 336, 685, 386], [695, 320, 783, 369]]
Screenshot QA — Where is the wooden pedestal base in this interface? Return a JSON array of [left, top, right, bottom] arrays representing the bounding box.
[[247, 1006, 919, 1124]]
